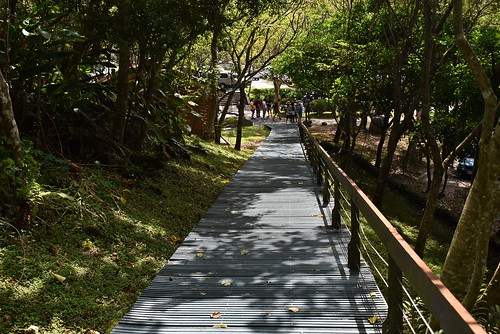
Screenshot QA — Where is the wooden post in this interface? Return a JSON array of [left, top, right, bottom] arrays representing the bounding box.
[[322, 177, 330, 204], [332, 179, 341, 229], [348, 200, 360, 270], [317, 163, 323, 186], [383, 255, 404, 334]]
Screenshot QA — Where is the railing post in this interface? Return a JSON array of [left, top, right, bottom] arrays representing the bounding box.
[[383, 255, 403, 334], [317, 162, 323, 185], [332, 179, 341, 229], [348, 200, 360, 271], [322, 176, 330, 204]]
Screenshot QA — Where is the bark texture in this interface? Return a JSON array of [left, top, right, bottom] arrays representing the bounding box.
[[0, 69, 23, 166], [440, 0, 500, 311]]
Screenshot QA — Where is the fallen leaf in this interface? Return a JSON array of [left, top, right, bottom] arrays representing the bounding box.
[[210, 312, 222, 319], [200, 292, 207, 295], [230, 211, 239, 214], [220, 281, 231, 286], [265, 313, 272, 317], [240, 251, 249, 255], [369, 292, 377, 297], [196, 253, 205, 258], [26, 325, 40, 333], [47, 245, 60, 255], [213, 324, 228, 328], [169, 235, 182, 243], [51, 272, 66, 283], [368, 315, 379, 324], [288, 307, 300, 312], [81, 240, 93, 248], [221, 180, 230, 184], [119, 197, 127, 204]]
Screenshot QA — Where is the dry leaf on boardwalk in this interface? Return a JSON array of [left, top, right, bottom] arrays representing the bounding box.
[[210, 312, 222, 319]]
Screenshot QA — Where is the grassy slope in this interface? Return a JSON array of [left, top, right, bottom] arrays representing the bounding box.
[[0, 126, 270, 333]]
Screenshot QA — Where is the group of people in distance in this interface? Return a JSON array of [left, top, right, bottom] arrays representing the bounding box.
[[249, 96, 311, 123]]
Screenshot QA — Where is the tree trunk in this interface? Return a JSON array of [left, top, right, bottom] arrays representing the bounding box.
[[0, 70, 23, 166], [0, 69, 32, 229], [273, 78, 282, 102], [215, 89, 236, 144], [372, 2, 420, 209], [374, 114, 390, 168], [235, 86, 246, 151], [204, 30, 219, 140], [111, 41, 131, 144], [440, 0, 500, 312], [414, 0, 446, 258], [110, 0, 131, 145], [402, 137, 417, 171]]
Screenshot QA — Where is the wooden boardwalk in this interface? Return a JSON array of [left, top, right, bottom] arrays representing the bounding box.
[[112, 124, 387, 333]]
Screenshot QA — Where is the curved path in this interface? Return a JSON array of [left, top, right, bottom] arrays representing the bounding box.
[[112, 124, 387, 333]]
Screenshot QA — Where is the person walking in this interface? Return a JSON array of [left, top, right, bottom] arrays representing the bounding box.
[[262, 97, 268, 119], [304, 98, 311, 120], [272, 100, 281, 121], [250, 98, 256, 119], [265, 96, 272, 119], [285, 102, 292, 123], [255, 97, 262, 118], [297, 103, 303, 122], [290, 104, 297, 123]]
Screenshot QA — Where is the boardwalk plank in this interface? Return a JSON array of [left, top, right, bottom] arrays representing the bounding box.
[[111, 124, 387, 334]]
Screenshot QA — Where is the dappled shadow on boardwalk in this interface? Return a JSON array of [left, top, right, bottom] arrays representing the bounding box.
[[112, 124, 387, 333]]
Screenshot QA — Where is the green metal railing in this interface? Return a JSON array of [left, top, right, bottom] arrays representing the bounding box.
[[299, 123, 486, 334]]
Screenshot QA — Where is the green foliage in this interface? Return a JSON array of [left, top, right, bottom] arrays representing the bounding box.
[[248, 88, 299, 101], [310, 99, 336, 115], [0, 140, 40, 220], [472, 285, 500, 334]]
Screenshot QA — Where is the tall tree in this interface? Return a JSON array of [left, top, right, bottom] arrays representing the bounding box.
[[213, 0, 305, 146], [372, 0, 421, 208], [440, 0, 499, 311]]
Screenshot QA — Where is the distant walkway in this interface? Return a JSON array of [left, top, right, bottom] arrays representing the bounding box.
[[112, 124, 387, 333]]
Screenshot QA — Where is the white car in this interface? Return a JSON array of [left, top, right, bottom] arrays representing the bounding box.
[[219, 71, 233, 89]]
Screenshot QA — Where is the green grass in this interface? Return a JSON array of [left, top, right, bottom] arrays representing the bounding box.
[[0, 126, 270, 333]]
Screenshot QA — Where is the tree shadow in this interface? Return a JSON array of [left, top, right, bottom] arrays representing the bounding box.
[[111, 124, 387, 333]]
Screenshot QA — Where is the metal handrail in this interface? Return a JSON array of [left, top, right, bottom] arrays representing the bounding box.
[[298, 123, 486, 334]]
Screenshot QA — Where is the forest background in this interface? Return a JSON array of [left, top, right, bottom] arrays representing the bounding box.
[[0, 0, 499, 333]]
